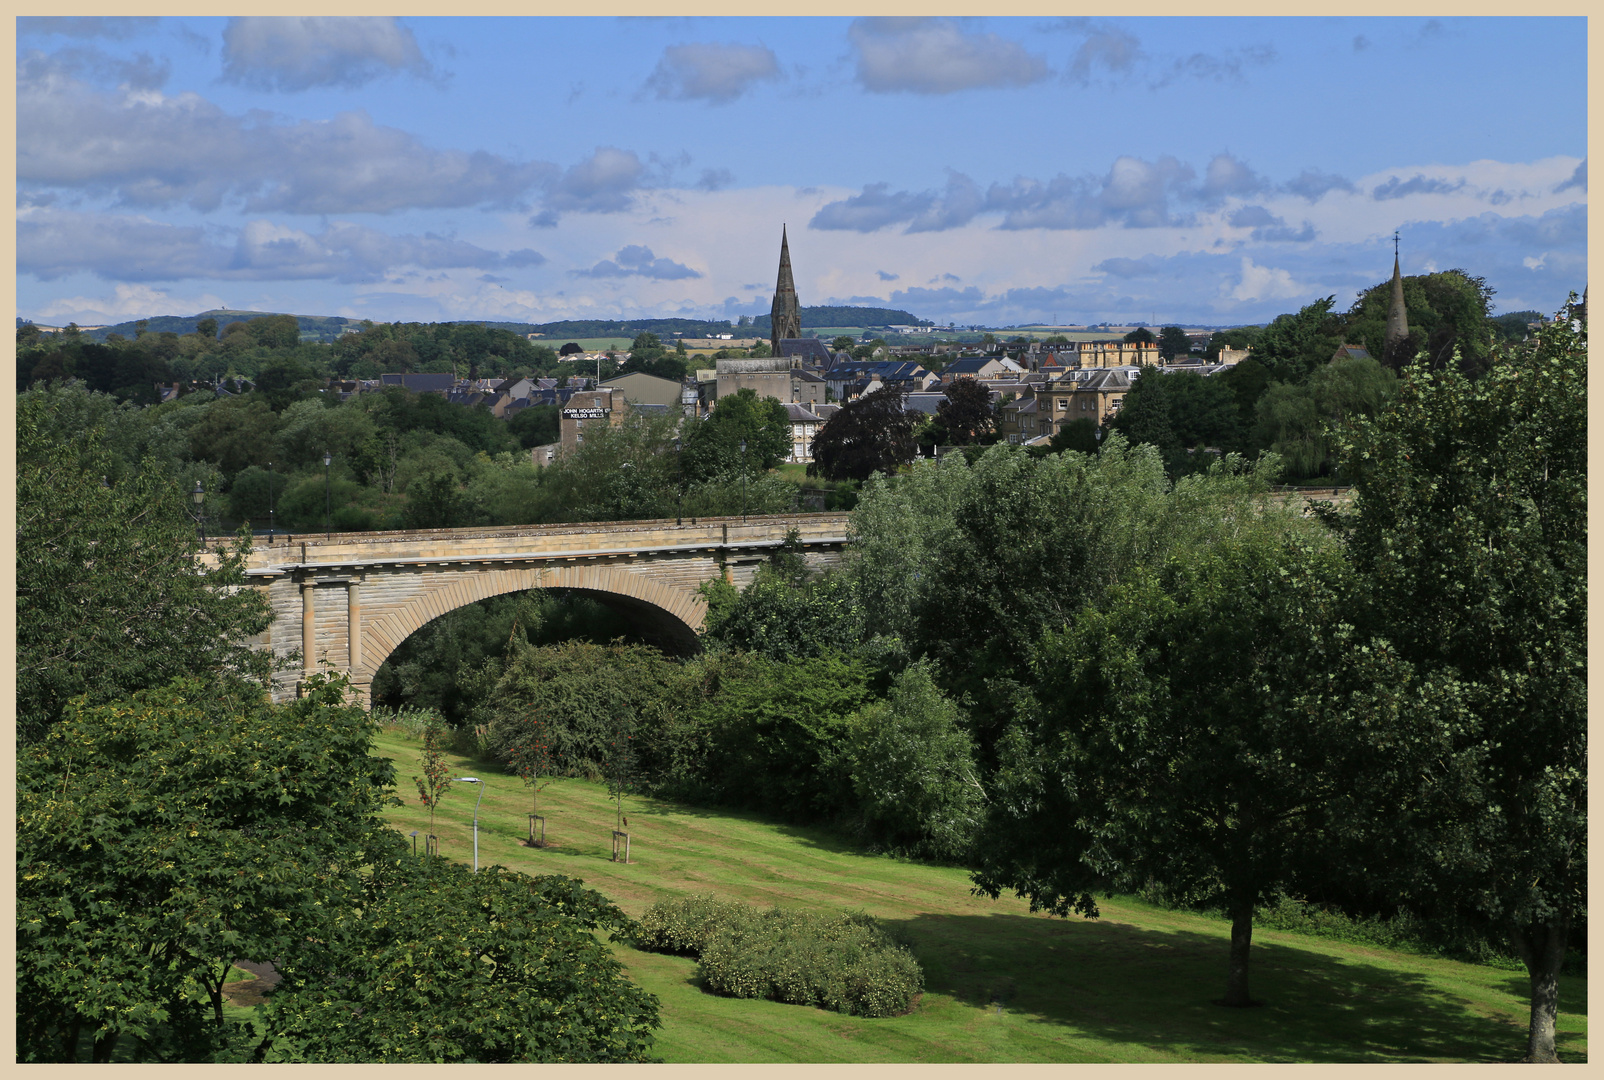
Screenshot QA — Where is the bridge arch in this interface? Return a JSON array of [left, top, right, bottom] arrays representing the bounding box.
[[359, 562, 707, 690]]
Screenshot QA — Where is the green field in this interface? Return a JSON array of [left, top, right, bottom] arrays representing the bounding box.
[[372, 728, 1586, 1064]]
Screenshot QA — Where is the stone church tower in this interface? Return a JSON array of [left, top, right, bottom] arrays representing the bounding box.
[[769, 225, 802, 355], [1384, 233, 1410, 368]]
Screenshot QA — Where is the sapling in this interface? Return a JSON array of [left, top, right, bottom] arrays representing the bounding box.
[[507, 714, 554, 846], [411, 716, 452, 843]]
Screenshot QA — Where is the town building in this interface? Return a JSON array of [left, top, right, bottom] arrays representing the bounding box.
[[559, 388, 626, 455]]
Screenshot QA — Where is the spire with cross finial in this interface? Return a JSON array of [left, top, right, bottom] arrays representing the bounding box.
[[769, 225, 801, 355], [1385, 231, 1410, 367]]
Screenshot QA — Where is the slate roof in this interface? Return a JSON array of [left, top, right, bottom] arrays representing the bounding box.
[[380, 372, 456, 394], [942, 357, 998, 376], [778, 337, 833, 364], [1331, 344, 1375, 362]]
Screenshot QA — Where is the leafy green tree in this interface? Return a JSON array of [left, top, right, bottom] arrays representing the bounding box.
[[689, 652, 873, 820], [1251, 296, 1343, 384], [403, 468, 467, 529], [1217, 355, 1272, 439], [1253, 382, 1323, 477], [935, 376, 995, 445], [1254, 355, 1399, 479], [832, 335, 856, 351], [17, 394, 274, 742], [245, 313, 301, 349], [1047, 416, 1100, 455], [484, 641, 689, 780], [848, 439, 1282, 762], [1320, 299, 1587, 1061], [1343, 268, 1497, 376], [846, 661, 984, 861], [17, 674, 397, 1062], [275, 398, 377, 469], [1157, 325, 1192, 360], [808, 387, 916, 482], [250, 356, 324, 412], [681, 387, 790, 483], [1108, 373, 1180, 457], [187, 396, 283, 477], [1122, 327, 1156, 345], [261, 860, 660, 1062], [508, 403, 560, 448], [973, 525, 1424, 1008], [703, 569, 865, 661]]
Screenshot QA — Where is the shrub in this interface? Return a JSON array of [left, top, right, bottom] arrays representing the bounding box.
[[634, 897, 923, 1018], [634, 895, 755, 957], [698, 908, 923, 1018]]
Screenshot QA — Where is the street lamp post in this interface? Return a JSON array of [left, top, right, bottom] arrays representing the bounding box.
[[323, 451, 332, 540], [267, 461, 276, 542], [191, 480, 206, 544], [452, 777, 485, 872], [739, 438, 747, 523], [673, 436, 683, 525]]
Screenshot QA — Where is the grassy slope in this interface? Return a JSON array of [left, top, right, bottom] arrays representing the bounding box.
[[374, 729, 1587, 1064]]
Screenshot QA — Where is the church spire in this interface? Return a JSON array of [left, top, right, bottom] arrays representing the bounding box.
[[770, 225, 801, 355], [1384, 231, 1410, 368]]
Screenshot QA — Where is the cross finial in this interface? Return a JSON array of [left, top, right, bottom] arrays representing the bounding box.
[[1393, 230, 1399, 257]]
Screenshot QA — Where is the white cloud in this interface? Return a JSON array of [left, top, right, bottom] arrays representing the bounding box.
[[17, 62, 553, 213], [571, 245, 702, 280], [531, 146, 649, 225], [18, 206, 540, 283], [643, 42, 781, 104], [849, 18, 1050, 94], [1224, 256, 1304, 302], [17, 17, 157, 40], [34, 283, 229, 324], [1057, 19, 1144, 85], [221, 17, 435, 92], [1196, 153, 1269, 204]]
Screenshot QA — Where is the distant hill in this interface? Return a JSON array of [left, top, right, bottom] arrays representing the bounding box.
[[752, 306, 931, 331], [58, 309, 353, 344], [24, 305, 932, 344], [514, 318, 749, 340]]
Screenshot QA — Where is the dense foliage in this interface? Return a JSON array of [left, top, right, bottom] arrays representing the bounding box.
[[17, 676, 395, 1061], [17, 390, 274, 742], [809, 386, 917, 481], [635, 897, 923, 1018], [1316, 298, 1587, 1061], [263, 860, 660, 1062]]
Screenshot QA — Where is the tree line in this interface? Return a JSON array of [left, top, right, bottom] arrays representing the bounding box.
[[15, 292, 1583, 1062], [394, 298, 1584, 1060]]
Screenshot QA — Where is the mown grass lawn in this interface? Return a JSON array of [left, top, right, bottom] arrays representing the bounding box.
[[373, 728, 1587, 1064]]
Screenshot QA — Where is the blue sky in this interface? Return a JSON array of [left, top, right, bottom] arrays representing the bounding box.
[[16, 15, 1587, 328]]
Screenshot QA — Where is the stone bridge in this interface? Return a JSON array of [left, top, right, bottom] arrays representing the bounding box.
[[223, 513, 851, 706]]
